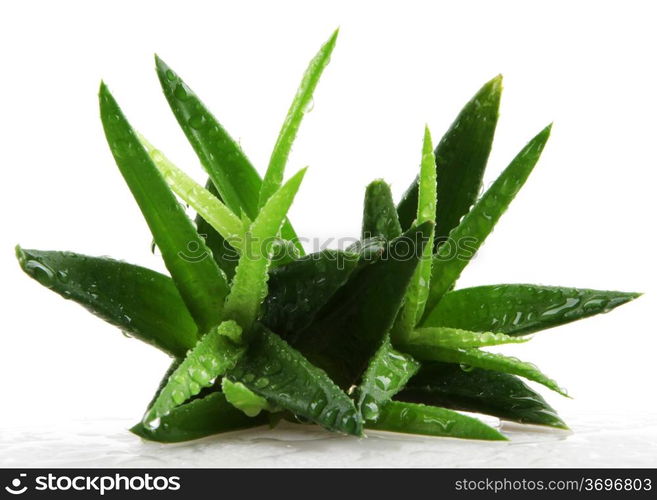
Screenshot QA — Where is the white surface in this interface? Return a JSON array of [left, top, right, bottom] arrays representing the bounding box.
[[1, 0, 656, 467], [2, 410, 655, 468]]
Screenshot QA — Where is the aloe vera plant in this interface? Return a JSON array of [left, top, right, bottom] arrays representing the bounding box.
[[17, 31, 640, 443]]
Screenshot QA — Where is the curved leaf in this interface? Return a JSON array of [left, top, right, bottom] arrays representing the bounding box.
[[99, 83, 228, 333], [259, 29, 338, 208], [409, 327, 527, 348], [401, 343, 568, 396], [398, 362, 567, 429], [223, 168, 307, 333], [366, 401, 506, 441], [229, 327, 362, 436], [143, 321, 245, 427], [422, 284, 641, 336], [154, 57, 302, 251], [16, 248, 196, 358], [397, 75, 502, 243], [131, 392, 266, 443], [423, 124, 552, 315]]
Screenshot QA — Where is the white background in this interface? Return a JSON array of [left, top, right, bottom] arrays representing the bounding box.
[[1, 0, 655, 465]]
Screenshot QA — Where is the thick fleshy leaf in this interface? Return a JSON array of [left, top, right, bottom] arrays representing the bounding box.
[[261, 250, 360, 339], [366, 401, 506, 441], [154, 57, 302, 251], [16, 248, 196, 358], [99, 83, 228, 333], [140, 137, 245, 249], [357, 340, 420, 421], [408, 327, 527, 348], [398, 362, 567, 429], [142, 321, 245, 427], [195, 180, 239, 279], [229, 327, 362, 436], [423, 125, 552, 315], [422, 284, 641, 336], [393, 127, 437, 342], [294, 222, 434, 388], [259, 29, 338, 208], [397, 76, 502, 243], [222, 379, 277, 417], [362, 180, 402, 240], [401, 343, 568, 396], [131, 392, 266, 443], [223, 168, 307, 333]]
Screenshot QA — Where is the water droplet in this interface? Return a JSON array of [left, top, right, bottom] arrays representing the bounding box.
[[188, 114, 206, 130], [24, 260, 55, 288], [173, 83, 190, 101], [165, 69, 176, 81], [460, 363, 474, 373], [254, 377, 269, 389]]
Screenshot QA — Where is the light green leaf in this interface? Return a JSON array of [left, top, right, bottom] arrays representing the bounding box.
[[142, 320, 245, 427], [224, 168, 307, 333], [259, 29, 338, 208], [409, 327, 528, 348], [222, 379, 278, 417]]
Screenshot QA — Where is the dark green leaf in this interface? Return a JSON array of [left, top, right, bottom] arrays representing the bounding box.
[[397, 75, 502, 244], [422, 284, 641, 336], [99, 83, 228, 333], [366, 401, 507, 440], [423, 125, 552, 315], [261, 250, 360, 338], [362, 180, 402, 240], [229, 327, 362, 436], [402, 343, 567, 396], [131, 392, 266, 443], [398, 362, 567, 429], [16, 247, 196, 358], [154, 57, 302, 252], [294, 222, 434, 388]]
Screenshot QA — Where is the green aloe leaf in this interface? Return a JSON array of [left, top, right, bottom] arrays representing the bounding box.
[[397, 76, 502, 244], [143, 321, 245, 427], [408, 327, 527, 349], [261, 250, 360, 339], [131, 392, 266, 443], [402, 343, 568, 396], [393, 127, 437, 342], [366, 401, 506, 441], [357, 341, 420, 421], [222, 379, 278, 417], [259, 29, 338, 209], [140, 137, 245, 249], [99, 83, 228, 334], [16, 248, 196, 358], [223, 168, 307, 333], [229, 327, 362, 436], [423, 125, 552, 315], [422, 284, 641, 336], [195, 180, 239, 279], [362, 180, 402, 240], [398, 362, 567, 429], [154, 56, 302, 251], [294, 221, 434, 388]]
